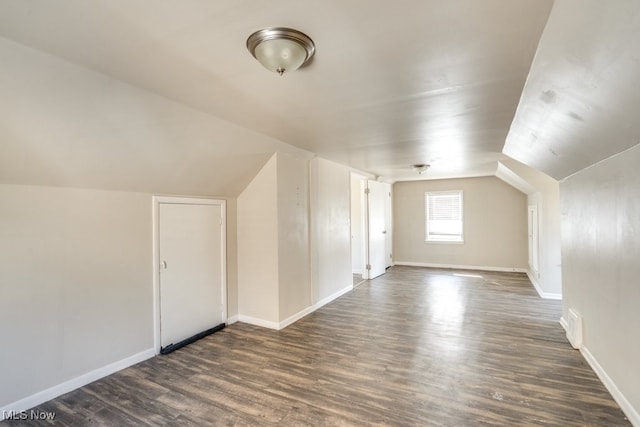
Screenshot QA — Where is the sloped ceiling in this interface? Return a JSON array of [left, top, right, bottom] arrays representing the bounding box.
[[504, 0, 640, 181], [0, 36, 310, 196], [1, 1, 638, 194], [0, 0, 554, 195]]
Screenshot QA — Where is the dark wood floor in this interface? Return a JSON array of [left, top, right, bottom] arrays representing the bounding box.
[[3, 266, 630, 426], [352, 273, 365, 287]]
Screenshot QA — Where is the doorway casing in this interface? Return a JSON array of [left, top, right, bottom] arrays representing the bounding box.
[[152, 196, 227, 354]]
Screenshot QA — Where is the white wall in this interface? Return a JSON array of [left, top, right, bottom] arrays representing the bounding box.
[[0, 184, 241, 412], [500, 159, 562, 298], [237, 155, 279, 324], [0, 184, 153, 409], [350, 176, 364, 274], [310, 158, 352, 303], [225, 199, 239, 319], [237, 154, 353, 327], [394, 176, 528, 270], [561, 144, 640, 423], [528, 189, 561, 297], [277, 154, 311, 321]]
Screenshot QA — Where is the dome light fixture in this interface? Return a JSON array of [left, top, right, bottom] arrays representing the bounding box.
[[246, 27, 315, 76], [412, 164, 431, 174]]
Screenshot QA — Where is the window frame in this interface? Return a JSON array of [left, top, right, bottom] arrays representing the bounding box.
[[425, 190, 464, 243]]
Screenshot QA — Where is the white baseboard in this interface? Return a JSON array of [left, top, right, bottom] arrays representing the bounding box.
[[279, 305, 318, 330], [580, 346, 639, 426], [0, 348, 155, 421], [559, 316, 569, 333], [558, 316, 575, 349], [316, 284, 354, 310], [279, 284, 353, 330], [236, 284, 354, 331], [236, 315, 280, 330], [226, 315, 239, 325], [352, 269, 363, 275], [527, 270, 563, 300], [394, 261, 527, 273], [558, 319, 638, 425]]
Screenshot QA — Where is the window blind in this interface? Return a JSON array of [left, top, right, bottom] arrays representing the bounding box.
[[425, 190, 463, 242]]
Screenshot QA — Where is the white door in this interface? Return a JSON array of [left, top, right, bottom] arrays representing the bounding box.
[[158, 201, 225, 351], [383, 183, 393, 268], [366, 180, 387, 279]]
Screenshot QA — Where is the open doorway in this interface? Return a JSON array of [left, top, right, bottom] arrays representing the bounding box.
[[351, 175, 393, 284]]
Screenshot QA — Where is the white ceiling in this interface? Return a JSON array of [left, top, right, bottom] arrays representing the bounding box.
[[1, 0, 639, 195], [504, 0, 640, 180]]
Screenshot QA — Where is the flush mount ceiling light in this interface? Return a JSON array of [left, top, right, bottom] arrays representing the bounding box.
[[246, 27, 315, 76], [412, 164, 431, 174]]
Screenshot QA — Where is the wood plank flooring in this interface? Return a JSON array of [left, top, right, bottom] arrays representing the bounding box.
[[3, 266, 631, 426], [353, 273, 365, 287]]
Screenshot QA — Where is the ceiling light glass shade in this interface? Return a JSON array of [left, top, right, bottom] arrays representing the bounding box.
[[254, 38, 307, 75], [412, 164, 430, 174], [247, 27, 315, 76]]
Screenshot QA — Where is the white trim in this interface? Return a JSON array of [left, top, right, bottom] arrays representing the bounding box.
[[279, 285, 353, 330], [495, 162, 536, 195], [527, 270, 562, 300], [314, 284, 353, 310], [152, 196, 225, 206], [279, 305, 318, 330], [394, 261, 526, 273], [363, 180, 372, 280], [559, 316, 569, 332], [152, 196, 228, 354], [425, 190, 464, 243], [0, 349, 154, 420], [560, 319, 639, 425], [580, 346, 640, 426], [227, 315, 239, 325], [236, 284, 353, 331], [237, 315, 280, 330]]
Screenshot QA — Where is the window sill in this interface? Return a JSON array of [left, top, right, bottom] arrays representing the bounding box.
[[425, 240, 465, 245]]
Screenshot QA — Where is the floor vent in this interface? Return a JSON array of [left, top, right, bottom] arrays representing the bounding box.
[[566, 308, 583, 349]]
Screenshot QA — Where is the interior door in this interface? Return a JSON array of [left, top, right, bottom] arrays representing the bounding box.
[[383, 183, 393, 268], [367, 180, 387, 279], [159, 202, 225, 351]]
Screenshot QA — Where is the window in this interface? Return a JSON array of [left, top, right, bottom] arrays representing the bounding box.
[[425, 190, 463, 242]]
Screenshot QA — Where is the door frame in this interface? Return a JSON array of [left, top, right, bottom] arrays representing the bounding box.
[[350, 173, 367, 278], [152, 196, 227, 354]]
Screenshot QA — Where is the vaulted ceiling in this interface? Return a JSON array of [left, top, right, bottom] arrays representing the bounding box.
[[0, 0, 638, 195]]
